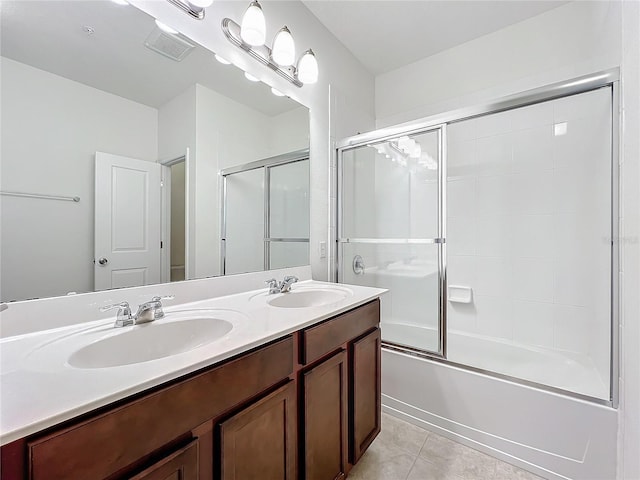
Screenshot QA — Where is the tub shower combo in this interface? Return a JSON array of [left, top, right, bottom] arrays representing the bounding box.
[[335, 71, 618, 479]]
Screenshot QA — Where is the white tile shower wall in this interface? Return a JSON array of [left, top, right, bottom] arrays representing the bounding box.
[[446, 89, 612, 385]]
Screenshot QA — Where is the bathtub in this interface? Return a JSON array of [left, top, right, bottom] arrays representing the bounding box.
[[382, 323, 609, 400], [381, 323, 618, 479]]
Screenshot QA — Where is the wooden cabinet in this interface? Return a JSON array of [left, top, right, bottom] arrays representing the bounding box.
[[1, 299, 381, 480], [130, 441, 199, 480], [219, 381, 297, 480], [300, 299, 381, 480], [303, 351, 348, 480]]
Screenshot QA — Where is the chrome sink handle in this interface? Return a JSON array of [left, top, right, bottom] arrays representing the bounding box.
[[135, 295, 175, 324], [100, 301, 133, 328], [280, 275, 299, 293], [265, 278, 280, 294]]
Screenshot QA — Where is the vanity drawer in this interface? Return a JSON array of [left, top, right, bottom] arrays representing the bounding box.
[[302, 299, 379, 365], [27, 336, 293, 480]]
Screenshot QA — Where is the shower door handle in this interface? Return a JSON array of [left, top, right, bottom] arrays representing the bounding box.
[[353, 255, 365, 275]]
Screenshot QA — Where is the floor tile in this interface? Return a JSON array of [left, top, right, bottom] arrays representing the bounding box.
[[352, 414, 543, 480], [495, 461, 545, 479], [406, 457, 462, 480], [349, 448, 416, 480], [419, 432, 473, 461], [379, 413, 430, 456]]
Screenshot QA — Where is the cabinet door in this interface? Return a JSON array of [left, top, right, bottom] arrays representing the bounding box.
[[219, 381, 297, 480], [304, 350, 348, 480], [351, 328, 381, 463], [129, 440, 198, 480]]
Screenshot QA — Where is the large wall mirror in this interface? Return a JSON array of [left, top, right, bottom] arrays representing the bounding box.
[[0, 1, 310, 303]]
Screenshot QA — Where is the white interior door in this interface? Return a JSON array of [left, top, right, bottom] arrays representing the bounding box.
[[95, 152, 161, 291]]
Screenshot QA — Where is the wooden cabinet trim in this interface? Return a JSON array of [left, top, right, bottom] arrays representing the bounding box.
[[350, 328, 381, 463], [27, 336, 293, 480], [303, 299, 380, 364]]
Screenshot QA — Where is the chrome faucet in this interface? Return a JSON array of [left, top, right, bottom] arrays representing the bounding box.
[[265, 275, 299, 294], [100, 301, 134, 328], [280, 275, 298, 293], [134, 295, 174, 324], [101, 295, 174, 328]]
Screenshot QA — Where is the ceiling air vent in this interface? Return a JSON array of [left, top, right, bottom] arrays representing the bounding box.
[[144, 27, 195, 62]]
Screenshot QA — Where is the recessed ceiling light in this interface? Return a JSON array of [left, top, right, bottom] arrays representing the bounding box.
[[155, 20, 179, 35], [244, 72, 259, 82], [271, 88, 285, 97], [215, 54, 231, 65], [82, 25, 95, 35]]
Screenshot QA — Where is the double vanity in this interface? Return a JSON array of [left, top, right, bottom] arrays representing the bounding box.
[[0, 269, 386, 479]]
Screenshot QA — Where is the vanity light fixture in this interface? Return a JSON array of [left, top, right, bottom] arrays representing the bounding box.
[[222, 2, 319, 88], [166, 0, 213, 20], [244, 72, 260, 82], [111, 0, 129, 5], [271, 87, 285, 97]]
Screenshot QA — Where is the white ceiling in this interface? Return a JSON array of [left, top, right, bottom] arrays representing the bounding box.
[[302, 0, 570, 75], [0, 1, 302, 116]]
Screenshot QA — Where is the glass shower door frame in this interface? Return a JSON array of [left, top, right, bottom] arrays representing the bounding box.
[[336, 124, 448, 357]]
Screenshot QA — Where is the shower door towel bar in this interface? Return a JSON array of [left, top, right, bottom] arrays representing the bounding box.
[[338, 238, 445, 244], [0, 191, 80, 203]]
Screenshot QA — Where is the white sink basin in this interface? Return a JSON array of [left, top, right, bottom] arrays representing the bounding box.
[[267, 287, 351, 308], [68, 317, 233, 368], [24, 309, 243, 371]]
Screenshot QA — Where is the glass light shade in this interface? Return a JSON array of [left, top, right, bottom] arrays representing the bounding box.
[[244, 72, 259, 82], [271, 87, 285, 97], [215, 54, 231, 65], [272, 26, 295, 67], [188, 0, 213, 8], [240, 1, 266, 47], [155, 20, 179, 35], [297, 49, 318, 84], [111, 0, 129, 5]]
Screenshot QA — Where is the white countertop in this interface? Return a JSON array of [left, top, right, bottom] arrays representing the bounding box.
[[0, 280, 386, 445]]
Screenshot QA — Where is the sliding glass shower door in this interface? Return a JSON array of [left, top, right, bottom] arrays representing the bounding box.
[[338, 127, 445, 355]]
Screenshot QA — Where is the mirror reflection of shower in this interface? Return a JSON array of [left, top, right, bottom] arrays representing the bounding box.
[[221, 151, 310, 275]]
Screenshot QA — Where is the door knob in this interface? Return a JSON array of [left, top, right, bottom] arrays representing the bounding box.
[[98, 257, 109, 265]]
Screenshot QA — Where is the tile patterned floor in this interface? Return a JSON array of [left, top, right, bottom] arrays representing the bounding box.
[[349, 413, 544, 480]]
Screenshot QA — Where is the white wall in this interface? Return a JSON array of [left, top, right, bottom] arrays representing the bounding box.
[[0, 57, 158, 301], [130, 0, 376, 282], [376, 1, 621, 127], [268, 106, 310, 157], [619, 2, 640, 478], [157, 85, 197, 278]]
